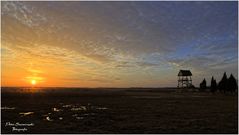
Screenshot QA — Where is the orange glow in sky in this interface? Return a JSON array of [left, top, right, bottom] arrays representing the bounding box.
[[31, 80, 36, 85]]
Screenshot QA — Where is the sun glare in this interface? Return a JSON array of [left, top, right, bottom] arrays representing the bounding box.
[[31, 80, 36, 85]]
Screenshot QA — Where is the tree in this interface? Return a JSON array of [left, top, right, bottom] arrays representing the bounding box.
[[218, 72, 228, 93], [200, 78, 207, 91], [210, 76, 217, 93], [227, 74, 238, 93]]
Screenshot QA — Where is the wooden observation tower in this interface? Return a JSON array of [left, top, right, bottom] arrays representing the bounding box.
[[178, 70, 192, 88]]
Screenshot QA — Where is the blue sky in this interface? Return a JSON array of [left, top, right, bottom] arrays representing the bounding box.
[[1, 1, 238, 87]]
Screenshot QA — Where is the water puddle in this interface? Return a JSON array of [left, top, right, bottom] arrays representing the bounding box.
[[53, 107, 62, 112], [43, 112, 52, 116], [33, 103, 109, 121], [1, 106, 15, 110], [71, 106, 87, 111], [62, 104, 108, 112], [72, 114, 84, 120], [62, 104, 73, 108], [83, 113, 96, 116], [96, 107, 108, 110], [76, 117, 84, 120], [19, 112, 34, 116], [60, 104, 109, 120], [46, 116, 53, 121]]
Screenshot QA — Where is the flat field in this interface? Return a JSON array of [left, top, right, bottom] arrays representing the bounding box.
[[1, 87, 238, 133]]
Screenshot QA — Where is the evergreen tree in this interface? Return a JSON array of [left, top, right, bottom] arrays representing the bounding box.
[[227, 74, 238, 93], [200, 78, 207, 90], [218, 72, 228, 93], [210, 76, 217, 93]]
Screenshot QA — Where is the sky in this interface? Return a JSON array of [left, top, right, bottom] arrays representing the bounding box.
[[1, 1, 238, 87]]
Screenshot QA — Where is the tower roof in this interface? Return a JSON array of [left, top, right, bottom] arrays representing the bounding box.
[[178, 70, 192, 76]]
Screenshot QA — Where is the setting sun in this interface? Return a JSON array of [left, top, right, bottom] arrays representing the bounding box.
[[31, 80, 36, 85]]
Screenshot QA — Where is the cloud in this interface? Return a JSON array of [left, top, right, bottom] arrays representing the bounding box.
[[1, 1, 237, 87], [115, 62, 134, 68], [136, 62, 159, 68], [85, 54, 113, 64], [2, 1, 47, 27]]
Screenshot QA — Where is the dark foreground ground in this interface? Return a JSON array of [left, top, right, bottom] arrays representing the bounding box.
[[1, 87, 238, 134]]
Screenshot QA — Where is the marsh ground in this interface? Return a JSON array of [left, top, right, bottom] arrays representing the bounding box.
[[1, 87, 238, 134]]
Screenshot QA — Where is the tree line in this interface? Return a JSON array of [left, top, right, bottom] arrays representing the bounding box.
[[199, 72, 238, 93]]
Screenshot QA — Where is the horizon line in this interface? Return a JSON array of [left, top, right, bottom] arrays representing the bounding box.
[[1, 86, 186, 89]]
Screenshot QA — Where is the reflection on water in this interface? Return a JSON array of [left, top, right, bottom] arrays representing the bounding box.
[[46, 116, 53, 121], [1, 106, 15, 110], [53, 107, 62, 112], [83, 113, 96, 116], [62, 104, 73, 108], [96, 107, 108, 110], [71, 106, 87, 111], [72, 114, 84, 120], [13, 103, 108, 122], [43, 113, 51, 116], [19, 112, 34, 116], [76, 117, 84, 120]]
